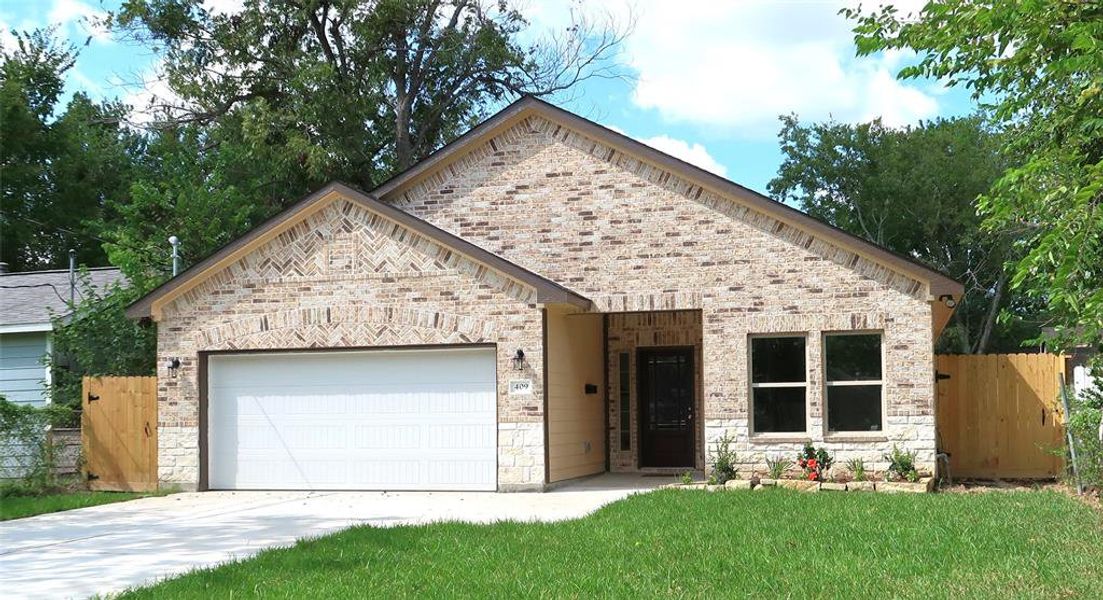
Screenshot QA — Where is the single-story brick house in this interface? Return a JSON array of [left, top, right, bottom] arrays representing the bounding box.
[[127, 97, 962, 492]]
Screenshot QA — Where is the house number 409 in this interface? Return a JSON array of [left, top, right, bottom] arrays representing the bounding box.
[[508, 379, 533, 395]]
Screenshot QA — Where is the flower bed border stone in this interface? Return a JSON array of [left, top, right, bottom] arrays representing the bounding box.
[[663, 477, 936, 493]]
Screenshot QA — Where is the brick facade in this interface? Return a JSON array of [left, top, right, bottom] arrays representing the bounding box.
[[156, 197, 546, 490], [154, 108, 939, 490], [386, 115, 937, 475]]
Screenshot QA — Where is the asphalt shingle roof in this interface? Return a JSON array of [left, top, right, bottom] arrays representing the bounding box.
[[0, 267, 125, 327]]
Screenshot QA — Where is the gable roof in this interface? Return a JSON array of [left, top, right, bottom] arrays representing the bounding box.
[[125, 182, 592, 319], [372, 96, 963, 298], [1, 267, 125, 330]]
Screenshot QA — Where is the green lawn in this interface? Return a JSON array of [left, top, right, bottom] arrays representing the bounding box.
[[0, 491, 160, 521], [124, 489, 1103, 599]]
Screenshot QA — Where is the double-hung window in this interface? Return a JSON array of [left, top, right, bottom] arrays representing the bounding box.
[[750, 336, 807, 433], [824, 333, 883, 432]]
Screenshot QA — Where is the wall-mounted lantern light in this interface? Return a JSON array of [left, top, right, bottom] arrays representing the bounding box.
[[512, 349, 525, 371], [165, 357, 181, 378]]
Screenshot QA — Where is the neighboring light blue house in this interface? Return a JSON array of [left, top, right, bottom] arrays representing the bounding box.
[[0, 265, 125, 407]]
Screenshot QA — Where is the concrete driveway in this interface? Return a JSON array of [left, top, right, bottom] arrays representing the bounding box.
[[1, 474, 658, 599]]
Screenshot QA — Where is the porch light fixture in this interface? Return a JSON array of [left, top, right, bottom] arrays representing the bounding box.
[[165, 357, 181, 378], [512, 349, 525, 371], [938, 294, 957, 308]]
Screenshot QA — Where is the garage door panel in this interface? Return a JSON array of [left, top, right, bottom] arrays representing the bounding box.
[[208, 348, 497, 491]]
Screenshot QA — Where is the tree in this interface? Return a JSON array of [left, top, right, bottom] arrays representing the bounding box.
[[770, 115, 1039, 353], [0, 29, 138, 270], [101, 0, 630, 281], [48, 273, 157, 411], [844, 0, 1103, 353]]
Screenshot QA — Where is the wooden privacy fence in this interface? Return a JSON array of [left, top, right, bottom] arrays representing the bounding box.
[[82, 376, 158, 491], [936, 353, 1065, 479]]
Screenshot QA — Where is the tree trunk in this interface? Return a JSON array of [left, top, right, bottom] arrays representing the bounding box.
[[394, 95, 413, 170], [974, 268, 1007, 354]]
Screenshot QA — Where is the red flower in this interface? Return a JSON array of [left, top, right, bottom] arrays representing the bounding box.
[[808, 458, 818, 469], [808, 472, 818, 481]]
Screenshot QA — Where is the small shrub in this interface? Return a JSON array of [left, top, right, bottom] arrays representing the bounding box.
[[707, 474, 718, 486], [0, 398, 79, 494], [709, 433, 738, 484], [883, 444, 918, 481], [845, 458, 867, 482], [906, 469, 920, 483], [680, 471, 693, 485], [1065, 372, 1102, 494], [765, 455, 792, 479], [797, 444, 834, 482]]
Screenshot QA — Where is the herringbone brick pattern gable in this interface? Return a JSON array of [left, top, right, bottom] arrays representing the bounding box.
[[155, 194, 548, 488]]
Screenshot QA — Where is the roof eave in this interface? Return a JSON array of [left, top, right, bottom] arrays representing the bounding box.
[[125, 181, 593, 319], [372, 96, 965, 299]]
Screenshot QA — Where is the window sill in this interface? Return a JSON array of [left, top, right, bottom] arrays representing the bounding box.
[[823, 434, 889, 443], [749, 435, 812, 445]]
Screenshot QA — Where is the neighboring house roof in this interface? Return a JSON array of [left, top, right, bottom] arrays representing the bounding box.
[[0, 267, 125, 331], [373, 96, 963, 298], [125, 183, 593, 319]]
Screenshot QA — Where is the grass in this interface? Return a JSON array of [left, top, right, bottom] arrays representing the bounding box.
[[0, 490, 162, 521], [123, 489, 1103, 599]]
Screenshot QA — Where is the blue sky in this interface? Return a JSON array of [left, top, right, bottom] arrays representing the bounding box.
[[0, 0, 978, 195]]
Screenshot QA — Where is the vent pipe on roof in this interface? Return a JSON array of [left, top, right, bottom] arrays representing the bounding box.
[[69, 249, 76, 307], [169, 235, 181, 277]]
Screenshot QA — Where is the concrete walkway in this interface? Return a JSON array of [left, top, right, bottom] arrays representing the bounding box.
[[0, 474, 659, 599]]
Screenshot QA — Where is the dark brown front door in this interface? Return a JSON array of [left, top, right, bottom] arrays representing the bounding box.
[[638, 347, 695, 468]]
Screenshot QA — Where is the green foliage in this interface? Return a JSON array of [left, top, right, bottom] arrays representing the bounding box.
[[769, 115, 1041, 353], [708, 433, 738, 484], [0, 28, 140, 270], [90, 0, 627, 283], [1, 491, 159, 520], [99, 127, 274, 283], [845, 0, 1103, 353], [796, 444, 834, 482], [765, 455, 792, 479], [679, 471, 693, 485], [845, 457, 867, 482], [120, 491, 1103, 598], [48, 272, 157, 412], [883, 444, 919, 482], [1067, 366, 1102, 494], [0, 397, 77, 493]]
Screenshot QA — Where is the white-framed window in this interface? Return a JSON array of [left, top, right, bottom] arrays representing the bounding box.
[[824, 332, 884, 432], [750, 335, 807, 433]]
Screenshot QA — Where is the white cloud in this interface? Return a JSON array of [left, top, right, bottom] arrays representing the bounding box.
[[48, 0, 111, 43], [635, 134, 728, 176], [204, 0, 246, 15], [535, 0, 942, 136]]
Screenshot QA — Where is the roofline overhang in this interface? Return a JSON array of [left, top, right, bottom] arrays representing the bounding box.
[[125, 182, 592, 320], [0, 322, 55, 334], [372, 96, 964, 299]]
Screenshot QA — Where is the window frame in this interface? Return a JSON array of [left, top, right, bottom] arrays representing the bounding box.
[[822, 330, 886, 436], [748, 334, 809, 437]]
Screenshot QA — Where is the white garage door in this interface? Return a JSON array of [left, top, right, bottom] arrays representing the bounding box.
[[207, 347, 497, 491]]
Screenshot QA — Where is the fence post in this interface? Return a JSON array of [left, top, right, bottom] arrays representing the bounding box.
[[1059, 374, 1083, 495]]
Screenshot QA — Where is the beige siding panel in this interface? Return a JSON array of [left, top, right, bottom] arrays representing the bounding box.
[[545, 307, 605, 482]]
